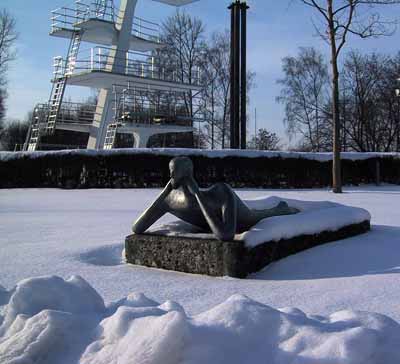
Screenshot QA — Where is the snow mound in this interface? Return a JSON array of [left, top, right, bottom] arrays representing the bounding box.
[[151, 196, 371, 247], [1, 276, 400, 364], [1, 275, 105, 328], [0, 276, 105, 364]]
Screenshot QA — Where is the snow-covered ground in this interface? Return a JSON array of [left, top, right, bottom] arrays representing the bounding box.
[[1, 186, 400, 363]]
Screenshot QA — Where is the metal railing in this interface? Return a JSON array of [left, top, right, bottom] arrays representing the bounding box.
[[76, 0, 115, 21], [132, 16, 160, 43], [115, 108, 195, 128], [54, 46, 202, 86], [33, 102, 102, 125], [110, 84, 204, 127], [51, 1, 116, 32], [51, 1, 161, 43]]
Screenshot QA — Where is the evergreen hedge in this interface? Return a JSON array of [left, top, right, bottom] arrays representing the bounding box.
[[0, 149, 399, 189]]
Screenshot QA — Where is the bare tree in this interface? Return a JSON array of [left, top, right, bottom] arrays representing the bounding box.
[[201, 31, 231, 149], [248, 128, 281, 150], [150, 10, 206, 147], [201, 30, 255, 149], [339, 50, 400, 151], [299, 0, 400, 192], [158, 10, 206, 119], [0, 8, 17, 125], [154, 16, 255, 150], [277, 47, 329, 151], [0, 88, 5, 130], [0, 8, 17, 86], [0, 119, 29, 151]]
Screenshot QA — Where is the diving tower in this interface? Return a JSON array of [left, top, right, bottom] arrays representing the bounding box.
[[24, 0, 202, 151]]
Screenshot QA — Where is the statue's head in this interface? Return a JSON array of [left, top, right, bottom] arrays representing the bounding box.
[[169, 157, 194, 189]]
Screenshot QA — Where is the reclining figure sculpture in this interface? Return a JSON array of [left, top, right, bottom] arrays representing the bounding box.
[[133, 157, 299, 241]]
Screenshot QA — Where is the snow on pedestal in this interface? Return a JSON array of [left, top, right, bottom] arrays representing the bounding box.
[[125, 197, 371, 277]]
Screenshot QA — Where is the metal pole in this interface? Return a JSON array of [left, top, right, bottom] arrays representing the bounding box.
[[396, 87, 400, 151], [255, 107, 257, 149], [98, 47, 101, 70], [234, 1, 240, 149], [240, 2, 248, 149], [229, 2, 236, 149], [91, 47, 94, 70]]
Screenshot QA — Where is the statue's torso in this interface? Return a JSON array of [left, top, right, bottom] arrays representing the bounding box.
[[164, 185, 256, 232], [165, 187, 219, 230]]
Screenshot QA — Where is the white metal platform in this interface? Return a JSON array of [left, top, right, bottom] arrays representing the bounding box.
[[53, 121, 194, 148], [118, 123, 194, 133], [65, 70, 203, 92], [36, 120, 194, 134], [119, 123, 195, 147], [51, 18, 162, 52]]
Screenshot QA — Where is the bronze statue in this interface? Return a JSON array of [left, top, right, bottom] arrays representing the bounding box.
[[133, 157, 299, 241]]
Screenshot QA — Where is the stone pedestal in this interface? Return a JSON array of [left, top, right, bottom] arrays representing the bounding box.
[[125, 220, 370, 278]]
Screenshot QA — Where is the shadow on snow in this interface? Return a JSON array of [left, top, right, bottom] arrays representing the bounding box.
[[253, 225, 400, 281]]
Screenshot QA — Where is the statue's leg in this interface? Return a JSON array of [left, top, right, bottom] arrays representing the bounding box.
[[196, 183, 238, 241], [254, 201, 299, 221]]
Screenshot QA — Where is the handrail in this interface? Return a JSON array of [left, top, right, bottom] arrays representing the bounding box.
[[111, 81, 204, 127], [134, 15, 159, 27], [114, 111, 195, 128], [51, 1, 116, 33], [33, 102, 103, 125], [56, 46, 202, 86], [36, 143, 88, 149], [50, 2, 161, 44]]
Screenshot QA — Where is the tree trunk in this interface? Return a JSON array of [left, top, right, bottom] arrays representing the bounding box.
[[328, 0, 342, 193], [331, 59, 342, 192]]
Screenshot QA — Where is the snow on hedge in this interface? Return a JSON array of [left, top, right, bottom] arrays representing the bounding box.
[[1, 148, 399, 162], [150, 197, 371, 247], [0, 275, 399, 364]]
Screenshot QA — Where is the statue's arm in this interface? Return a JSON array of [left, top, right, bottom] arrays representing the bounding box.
[[132, 181, 172, 234], [191, 182, 237, 241]]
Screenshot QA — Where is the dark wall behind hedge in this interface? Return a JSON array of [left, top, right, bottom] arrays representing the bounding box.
[[1, 150, 399, 189]]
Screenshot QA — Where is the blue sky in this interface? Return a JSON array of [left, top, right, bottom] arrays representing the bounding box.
[[2, 0, 400, 144]]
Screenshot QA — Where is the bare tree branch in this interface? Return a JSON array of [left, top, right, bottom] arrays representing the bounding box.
[[0, 8, 18, 86], [297, 0, 400, 192]]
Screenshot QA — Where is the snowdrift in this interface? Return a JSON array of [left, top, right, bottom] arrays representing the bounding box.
[[1, 275, 399, 364]]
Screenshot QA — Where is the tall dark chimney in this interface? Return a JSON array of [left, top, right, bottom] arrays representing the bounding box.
[[228, 0, 249, 149]]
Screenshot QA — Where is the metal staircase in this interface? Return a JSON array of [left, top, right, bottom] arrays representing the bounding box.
[[26, 109, 43, 151], [25, 31, 83, 151], [104, 87, 125, 149], [47, 31, 82, 133], [103, 122, 120, 149]]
